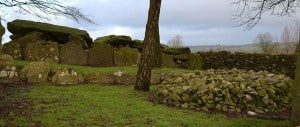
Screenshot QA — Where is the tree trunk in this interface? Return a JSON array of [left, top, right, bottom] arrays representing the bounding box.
[[291, 32, 300, 127], [0, 20, 5, 45], [152, 41, 162, 68], [135, 0, 161, 91]]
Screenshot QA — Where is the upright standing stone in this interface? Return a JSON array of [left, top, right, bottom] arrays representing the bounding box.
[[8, 31, 43, 59], [60, 42, 87, 65], [25, 41, 59, 63], [88, 43, 114, 67], [2, 42, 22, 60], [114, 47, 139, 66]]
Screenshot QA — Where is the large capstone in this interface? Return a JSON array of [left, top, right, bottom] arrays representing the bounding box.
[[7, 19, 92, 47], [94, 35, 134, 48], [163, 47, 191, 54]]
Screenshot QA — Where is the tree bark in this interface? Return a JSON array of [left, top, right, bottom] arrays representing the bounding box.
[[0, 20, 5, 45], [135, 0, 161, 91], [291, 32, 300, 127]]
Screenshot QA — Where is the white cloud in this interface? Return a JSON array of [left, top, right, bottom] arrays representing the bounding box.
[[1, 0, 300, 45]]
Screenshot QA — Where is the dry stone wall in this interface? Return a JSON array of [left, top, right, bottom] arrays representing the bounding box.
[[198, 51, 296, 78]]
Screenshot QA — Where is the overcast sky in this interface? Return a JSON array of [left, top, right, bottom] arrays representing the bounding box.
[[1, 0, 300, 46]]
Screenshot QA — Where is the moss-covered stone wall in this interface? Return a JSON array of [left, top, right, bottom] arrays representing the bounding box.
[[198, 51, 296, 78]]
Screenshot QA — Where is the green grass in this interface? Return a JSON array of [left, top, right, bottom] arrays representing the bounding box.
[[6, 61, 289, 126], [1, 84, 289, 127], [14, 60, 194, 75]]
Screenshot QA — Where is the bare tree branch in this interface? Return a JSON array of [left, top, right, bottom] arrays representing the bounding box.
[[0, 0, 94, 23], [231, 0, 300, 30]]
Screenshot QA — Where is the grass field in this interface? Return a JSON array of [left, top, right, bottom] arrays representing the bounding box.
[[0, 84, 289, 127], [0, 61, 290, 126]]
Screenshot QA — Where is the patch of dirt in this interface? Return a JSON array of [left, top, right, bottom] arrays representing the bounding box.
[[0, 83, 35, 125]]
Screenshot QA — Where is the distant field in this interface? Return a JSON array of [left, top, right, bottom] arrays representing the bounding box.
[[189, 44, 261, 53]]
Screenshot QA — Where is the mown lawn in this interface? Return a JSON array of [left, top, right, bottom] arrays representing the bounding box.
[[0, 84, 288, 127]]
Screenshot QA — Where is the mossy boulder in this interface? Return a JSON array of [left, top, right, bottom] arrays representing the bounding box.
[[2, 42, 22, 60], [19, 61, 50, 84], [88, 42, 114, 67], [50, 68, 85, 85], [25, 41, 59, 63], [114, 47, 139, 66], [60, 42, 87, 66], [7, 19, 92, 47]]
